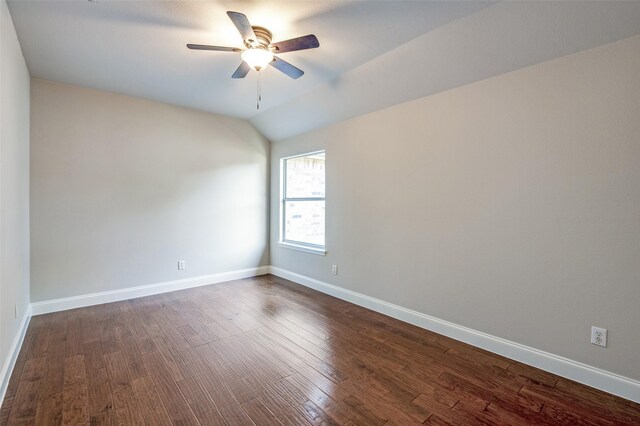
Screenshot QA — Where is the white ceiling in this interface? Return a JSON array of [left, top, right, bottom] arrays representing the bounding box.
[[7, 1, 493, 116], [8, 1, 640, 141]]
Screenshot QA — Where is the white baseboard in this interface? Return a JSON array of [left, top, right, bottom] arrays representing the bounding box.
[[269, 266, 640, 404], [31, 266, 270, 315], [0, 307, 32, 405]]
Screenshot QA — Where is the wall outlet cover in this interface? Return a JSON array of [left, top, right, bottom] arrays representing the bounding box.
[[591, 326, 607, 347]]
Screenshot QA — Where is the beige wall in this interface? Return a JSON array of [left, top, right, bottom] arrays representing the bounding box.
[[30, 79, 269, 302], [270, 34, 640, 381], [0, 0, 30, 384]]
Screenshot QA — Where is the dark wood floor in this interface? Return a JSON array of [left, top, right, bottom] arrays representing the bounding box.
[[1, 275, 639, 425]]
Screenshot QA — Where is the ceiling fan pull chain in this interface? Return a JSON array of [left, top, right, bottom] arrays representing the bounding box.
[[257, 72, 262, 110]]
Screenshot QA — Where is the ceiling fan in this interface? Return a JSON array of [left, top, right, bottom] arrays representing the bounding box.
[[187, 11, 319, 79]]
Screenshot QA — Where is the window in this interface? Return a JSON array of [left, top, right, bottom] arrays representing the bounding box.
[[280, 151, 325, 254]]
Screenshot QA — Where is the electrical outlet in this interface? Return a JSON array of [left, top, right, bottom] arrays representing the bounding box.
[[591, 326, 607, 347], [178, 260, 186, 270], [332, 265, 338, 275]]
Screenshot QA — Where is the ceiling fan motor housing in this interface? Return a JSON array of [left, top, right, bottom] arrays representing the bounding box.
[[246, 26, 273, 49]]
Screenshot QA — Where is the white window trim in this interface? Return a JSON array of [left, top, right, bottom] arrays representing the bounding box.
[[277, 241, 326, 256], [279, 150, 326, 254]]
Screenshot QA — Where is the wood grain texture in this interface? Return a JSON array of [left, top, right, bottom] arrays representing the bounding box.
[[2, 274, 639, 425], [61, 355, 89, 424]]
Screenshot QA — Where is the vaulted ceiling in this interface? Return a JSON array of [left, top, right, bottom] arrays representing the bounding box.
[[9, 1, 640, 140]]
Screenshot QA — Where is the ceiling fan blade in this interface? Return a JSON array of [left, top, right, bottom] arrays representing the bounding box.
[[270, 56, 304, 79], [187, 44, 241, 52], [232, 61, 251, 79], [227, 11, 257, 44], [271, 35, 319, 53]]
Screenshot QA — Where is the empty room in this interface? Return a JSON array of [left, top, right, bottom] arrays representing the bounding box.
[[1, 0, 640, 424]]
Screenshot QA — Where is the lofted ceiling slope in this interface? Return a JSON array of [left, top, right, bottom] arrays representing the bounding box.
[[8, 1, 640, 141], [251, 1, 640, 140]]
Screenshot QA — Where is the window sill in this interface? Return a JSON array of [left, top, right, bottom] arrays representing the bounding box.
[[278, 241, 326, 256]]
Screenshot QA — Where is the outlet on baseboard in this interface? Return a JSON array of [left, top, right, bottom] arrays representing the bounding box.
[[591, 326, 607, 347], [178, 260, 186, 270]]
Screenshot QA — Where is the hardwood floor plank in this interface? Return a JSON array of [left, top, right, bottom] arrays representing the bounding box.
[[483, 402, 559, 426], [196, 342, 258, 404], [258, 326, 348, 386], [99, 318, 123, 355], [86, 367, 116, 426], [34, 393, 63, 426], [0, 395, 13, 426], [519, 381, 635, 424], [65, 319, 84, 357], [255, 390, 313, 426], [506, 361, 558, 387], [176, 376, 227, 425], [80, 311, 100, 344], [413, 393, 484, 426], [62, 355, 89, 425], [117, 329, 148, 381], [123, 310, 157, 354], [7, 357, 48, 424], [342, 395, 387, 425], [539, 402, 608, 425], [554, 376, 640, 418], [272, 375, 352, 425], [131, 376, 172, 426], [104, 351, 145, 425], [2, 275, 639, 426], [28, 325, 51, 360], [241, 398, 282, 426], [256, 325, 346, 383], [38, 332, 67, 403], [177, 347, 256, 426], [438, 369, 541, 413], [150, 333, 189, 382], [141, 350, 200, 425], [112, 383, 145, 425], [83, 340, 105, 372]]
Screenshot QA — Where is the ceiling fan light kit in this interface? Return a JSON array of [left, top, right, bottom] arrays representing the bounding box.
[[241, 48, 273, 71]]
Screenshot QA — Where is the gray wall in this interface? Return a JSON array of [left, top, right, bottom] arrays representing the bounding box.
[[270, 34, 640, 381], [31, 79, 269, 302], [0, 0, 30, 379]]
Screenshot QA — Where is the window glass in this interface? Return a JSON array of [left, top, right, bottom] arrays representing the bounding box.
[[285, 153, 325, 199], [284, 200, 325, 246], [282, 151, 325, 248]]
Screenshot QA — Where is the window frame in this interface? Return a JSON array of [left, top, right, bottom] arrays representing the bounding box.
[[279, 150, 326, 255]]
